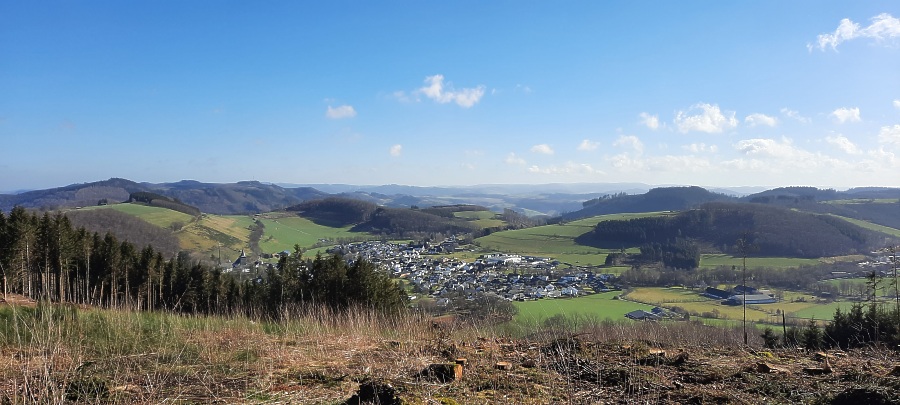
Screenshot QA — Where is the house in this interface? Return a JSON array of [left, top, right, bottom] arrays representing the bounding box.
[[625, 310, 661, 321]]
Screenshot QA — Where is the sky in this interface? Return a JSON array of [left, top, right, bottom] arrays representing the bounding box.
[[2, 1, 900, 192]]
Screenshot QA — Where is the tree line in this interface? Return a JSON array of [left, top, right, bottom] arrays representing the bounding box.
[[0, 207, 408, 317]]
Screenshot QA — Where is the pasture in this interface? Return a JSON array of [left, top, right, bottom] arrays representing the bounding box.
[[476, 212, 664, 266], [453, 210, 505, 228], [699, 254, 819, 269], [257, 215, 373, 253], [514, 291, 654, 324], [622, 287, 845, 325], [824, 213, 900, 238], [92, 204, 254, 259], [101, 203, 195, 228]]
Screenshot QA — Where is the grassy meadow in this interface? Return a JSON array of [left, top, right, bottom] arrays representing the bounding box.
[[621, 286, 865, 325], [513, 291, 654, 325], [824, 213, 900, 238], [475, 213, 665, 266], [452, 210, 505, 228], [257, 214, 374, 253], [698, 254, 820, 269]]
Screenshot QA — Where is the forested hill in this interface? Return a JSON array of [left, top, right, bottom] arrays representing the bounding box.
[[564, 186, 734, 220], [0, 178, 149, 212], [286, 197, 480, 238], [0, 178, 328, 214], [147, 180, 328, 215], [742, 186, 900, 205], [576, 202, 896, 258]]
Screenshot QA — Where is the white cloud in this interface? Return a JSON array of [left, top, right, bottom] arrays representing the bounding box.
[[613, 135, 644, 153], [416, 74, 486, 108], [734, 138, 798, 159], [389, 144, 402, 157], [780, 108, 811, 124], [505, 152, 526, 165], [878, 124, 900, 145], [811, 13, 900, 51], [527, 162, 603, 175], [831, 107, 861, 124], [639, 112, 659, 130], [682, 143, 719, 153], [730, 137, 852, 173], [894, 99, 900, 110], [744, 113, 778, 127], [325, 105, 357, 119], [674, 103, 738, 134], [607, 153, 711, 173], [530, 144, 555, 155], [825, 134, 861, 154], [577, 139, 599, 151]]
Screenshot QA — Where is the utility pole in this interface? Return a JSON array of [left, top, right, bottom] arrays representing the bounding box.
[[737, 236, 750, 346]]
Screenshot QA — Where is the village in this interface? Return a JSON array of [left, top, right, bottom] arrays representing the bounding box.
[[323, 239, 619, 305]]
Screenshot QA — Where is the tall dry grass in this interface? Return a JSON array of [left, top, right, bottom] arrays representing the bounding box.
[[1, 301, 768, 404]]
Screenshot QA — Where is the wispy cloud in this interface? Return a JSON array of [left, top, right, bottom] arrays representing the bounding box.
[[879, 125, 900, 145], [831, 107, 861, 124], [505, 152, 526, 165], [894, 99, 900, 110], [613, 135, 644, 153], [530, 144, 555, 155], [639, 112, 659, 130], [682, 143, 719, 153], [577, 139, 599, 151], [826, 134, 861, 154], [674, 103, 738, 134], [326, 105, 357, 119], [780, 108, 811, 124], [389, 144, 402, 157], [810, 13, 900, 51], [416, 74, 486, 108], [527, 162, 602, 175], [744, 113, 778, 127]]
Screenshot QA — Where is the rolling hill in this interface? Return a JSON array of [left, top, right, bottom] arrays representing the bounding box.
[[575, 202, 897, 258], [563, 186, 735, 220]]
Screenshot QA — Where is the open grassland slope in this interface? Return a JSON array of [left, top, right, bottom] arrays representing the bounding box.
[[476, 213, 666, 266], [3, 301, 900, 404]]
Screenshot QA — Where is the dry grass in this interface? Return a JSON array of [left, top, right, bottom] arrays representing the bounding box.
[[2, 299, 900, 404]]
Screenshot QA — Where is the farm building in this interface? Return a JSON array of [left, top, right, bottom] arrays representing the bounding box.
[[625, 310, 661, 321], [702, 287, 732, 300], [726, 294, 777, 305]]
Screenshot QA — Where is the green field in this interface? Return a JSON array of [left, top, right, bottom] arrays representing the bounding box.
[[514, 291, 654, 324], [826, 198, 898, 204], [453, 210, 505, 228], [622, 286, 868, 326], [475, 212, 665, 266], [789, 301, 857, 320], [99, 203, 196, 228], [257, 215, 374, 253], [699, 254, 819, 269], [825, 214, 900, 238]]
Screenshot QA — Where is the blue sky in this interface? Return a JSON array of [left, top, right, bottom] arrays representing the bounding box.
[[2, 1, 899, 191]]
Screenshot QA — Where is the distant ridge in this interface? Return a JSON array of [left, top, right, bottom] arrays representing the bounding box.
[[563, 186, 734, 220]]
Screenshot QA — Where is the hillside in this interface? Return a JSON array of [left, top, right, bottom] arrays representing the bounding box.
[[287, 197, 481, 238], [576, 202, 896, 258], [0, 178, 149, 212], [564, 186, 734, 220]]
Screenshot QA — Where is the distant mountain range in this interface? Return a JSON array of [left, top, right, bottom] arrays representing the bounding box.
[[2, 178, 898, 217]]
